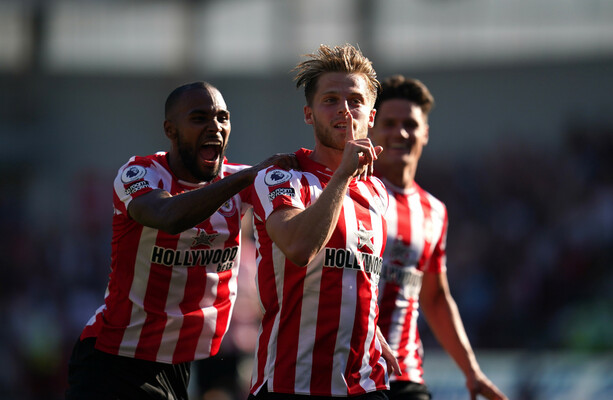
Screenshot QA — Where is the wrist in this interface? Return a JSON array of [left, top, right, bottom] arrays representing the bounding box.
[[242, 166, 259, 182]]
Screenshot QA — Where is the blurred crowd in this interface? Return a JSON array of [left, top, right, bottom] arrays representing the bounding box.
[[1, 122, 612, 399], [417, 121, 613, 352]]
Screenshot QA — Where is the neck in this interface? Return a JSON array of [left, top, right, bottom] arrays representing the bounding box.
[[166, 151, 189, 182], [166, 150, 209, 184], [378, 162, 416, 189], [310, 143, 344, 171]]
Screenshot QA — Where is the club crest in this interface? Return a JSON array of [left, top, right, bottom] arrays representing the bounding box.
[[218, 198, 237, 217]]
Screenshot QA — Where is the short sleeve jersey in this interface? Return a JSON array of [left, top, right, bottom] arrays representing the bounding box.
[[249, 148, 390, 397], [80, 152, 251, 364], [376, 178, 448, 384]]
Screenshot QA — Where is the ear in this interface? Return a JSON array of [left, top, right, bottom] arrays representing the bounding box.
[[424, 124, 430, 146], [164, 120, 176, 140], [368, 108, 376, 128], [303, 105, 313, 125]]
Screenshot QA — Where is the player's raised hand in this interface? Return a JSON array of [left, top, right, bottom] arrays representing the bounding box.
[[339, 111, 382, 180]]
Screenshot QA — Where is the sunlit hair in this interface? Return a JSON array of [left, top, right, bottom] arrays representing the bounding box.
[[164, 81, 218, 119], [374, 75, 435, 118], [293, 44, 380, 106]]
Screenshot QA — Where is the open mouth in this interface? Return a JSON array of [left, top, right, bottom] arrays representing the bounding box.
[[388, 142, 412, 152], [199, 142, 222, 166]]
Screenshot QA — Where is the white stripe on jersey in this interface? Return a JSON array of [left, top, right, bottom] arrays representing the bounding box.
[[250, 149, 389, 396], [81, 153, 249, 364], [119, 225, 158, 359], [377, 179, 448, 384]]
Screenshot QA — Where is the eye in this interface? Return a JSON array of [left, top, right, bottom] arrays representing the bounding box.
[[404, 120, 418, 130]]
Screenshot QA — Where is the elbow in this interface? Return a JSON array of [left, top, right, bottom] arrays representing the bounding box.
[[158, 217, 191, 235], [163, 225, 184, 236], [285, 253, 312, 268], [283, 245, 318, 267], [419, 292, 443, 314]]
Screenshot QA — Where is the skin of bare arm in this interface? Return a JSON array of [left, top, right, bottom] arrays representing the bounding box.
[[420, 271, 508, 400], [265, 111, 381, 266], [128, 153, 298, 235], [376, 326, 402, 377]]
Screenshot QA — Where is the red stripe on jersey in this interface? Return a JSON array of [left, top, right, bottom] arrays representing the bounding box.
[[416, 195, 434, 270], [250, 149, 389, 396], [135, 169, 188, 360], [172, 265, 207, 363], [134, 232, 177, 359], [366, 327, 388, 392], [377, 283, 397, 340], [345, 197, 377, 395], [376, 179, 448, 384], [252, 227, 279, 393], [94, 223, 143, 353], [429, 210, 448, 273], [173, 217, 215, 362], [273, 261, 307, 392], [310, 211, 346, 395], [210, 269, 232, 355], [396, 193, 412, 248], [83, 154, 250, 363], [395, 298, 417, 365], [211, 225, 242, 354], [388, 192, 416, 374], [345, 268, 370, 395]]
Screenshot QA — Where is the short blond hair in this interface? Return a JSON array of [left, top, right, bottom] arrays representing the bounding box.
[[293, 44, 380, 106]]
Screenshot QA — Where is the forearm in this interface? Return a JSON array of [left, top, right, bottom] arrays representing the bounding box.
[[422, 295, 480, 377], [267, 173, 351, 266], [426, 297, 509, 399], [131, 167, 256, 234]]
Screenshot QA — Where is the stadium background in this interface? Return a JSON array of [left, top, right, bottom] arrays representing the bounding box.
[[0, 1, 612, 399]]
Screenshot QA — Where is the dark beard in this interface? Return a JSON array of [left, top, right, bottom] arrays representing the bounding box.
[[177, 136, 222, 182]]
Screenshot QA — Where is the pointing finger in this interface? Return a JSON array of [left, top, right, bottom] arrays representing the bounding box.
[[345, 111, 356, 142]]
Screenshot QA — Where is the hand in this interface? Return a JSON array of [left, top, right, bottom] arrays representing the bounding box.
[[376, 327, 401, 377], [251, 153, 300, 177], [337, 112, 382, 180], [466, 371, 508, 400]]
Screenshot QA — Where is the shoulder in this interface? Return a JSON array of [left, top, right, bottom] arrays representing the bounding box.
[[119, 153, 166, 173], [117, 153, 169, 181], [256, 166, 303, 186], [114, 153, 170, 196], [363, 176, 389, 214], [369, 176, 388, 195], [414, 182, 447, 218], [222, 160, 251, 176], [414, 182, 444, 205]]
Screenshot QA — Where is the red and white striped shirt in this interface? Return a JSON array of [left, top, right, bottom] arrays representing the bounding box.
[[376, 178, 448, 384], [80, 152, 250, 364], [249, 148, 390, 397]]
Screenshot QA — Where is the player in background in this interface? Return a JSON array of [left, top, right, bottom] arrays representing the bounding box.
[[370, 75, 508, 400], [65, 81, 297, 399], [248, 44, 400, 400]]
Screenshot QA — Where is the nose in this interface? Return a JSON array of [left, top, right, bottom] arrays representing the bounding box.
[[337, 100, 350, 115], [206, 118, 222, 133]]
